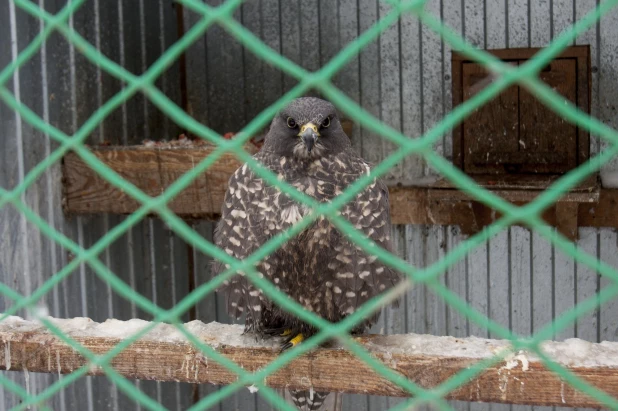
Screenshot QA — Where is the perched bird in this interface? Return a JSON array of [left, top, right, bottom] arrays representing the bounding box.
[[214, 97, 400, 410]]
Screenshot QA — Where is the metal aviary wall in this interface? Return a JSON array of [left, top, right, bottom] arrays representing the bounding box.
[[184, 0, 616, 182], [1, 1, 618, 411], [0, 1, 195, 409], [183, 3, 618, 408]]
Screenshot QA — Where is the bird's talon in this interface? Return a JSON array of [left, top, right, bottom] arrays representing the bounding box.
[[280, 333, 304, 352], [263, 326, 289, 336]]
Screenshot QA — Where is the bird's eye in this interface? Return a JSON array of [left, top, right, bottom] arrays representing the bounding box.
[[286, 117, 297, 128], [321, 117, 330, 128]]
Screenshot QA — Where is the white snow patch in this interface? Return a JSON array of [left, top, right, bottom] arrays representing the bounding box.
[[364, 334, 511, 360], [502, 351, 530, 371], [539, 338, 618, 368], [4, 316, 618, 371], [601, 170, 618, 188], [362, 333, 618, 369], [247, 384, 259, 393], [26, 304, 49, 323]]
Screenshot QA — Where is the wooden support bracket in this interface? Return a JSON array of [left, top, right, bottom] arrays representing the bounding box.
[[2, 316, 618, 408], [556, 202, 580, 241]]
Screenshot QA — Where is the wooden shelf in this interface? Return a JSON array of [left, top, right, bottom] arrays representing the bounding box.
[[63, 146, 612, 241], [428, 174, 600, 203], [3, 315, 618, 408]]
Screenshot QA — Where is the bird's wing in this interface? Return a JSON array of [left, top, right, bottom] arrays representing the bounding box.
[[213, 155, 282, 320], [328, 153, 401, 322]]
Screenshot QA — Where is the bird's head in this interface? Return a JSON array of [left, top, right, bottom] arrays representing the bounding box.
[[262, 97, 351, 159]]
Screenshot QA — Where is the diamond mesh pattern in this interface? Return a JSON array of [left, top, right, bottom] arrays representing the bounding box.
[[2, 0, 618, 410]]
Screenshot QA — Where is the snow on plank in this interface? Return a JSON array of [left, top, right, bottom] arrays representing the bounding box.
[[1, 315, 618, 407]]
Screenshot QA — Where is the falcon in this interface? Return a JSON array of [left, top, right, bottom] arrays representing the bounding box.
[[213, 97, 400, 410]]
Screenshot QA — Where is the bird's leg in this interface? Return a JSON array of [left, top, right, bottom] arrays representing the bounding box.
[[262, 326, 293, 337], [263, 327, 290, 337], [261, 325, 303, 351], [280, 332, 304, 352]]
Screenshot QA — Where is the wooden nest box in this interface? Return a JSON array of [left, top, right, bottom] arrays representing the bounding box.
[[451, 45, 591, 177]]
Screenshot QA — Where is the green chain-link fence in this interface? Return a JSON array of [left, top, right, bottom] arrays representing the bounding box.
[[2, 0, 618, 410]]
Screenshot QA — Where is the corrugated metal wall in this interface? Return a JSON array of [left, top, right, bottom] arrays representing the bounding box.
[[1, 1, 617, 410]]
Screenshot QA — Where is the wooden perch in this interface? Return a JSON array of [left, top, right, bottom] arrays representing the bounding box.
[[2, 316, 618, 408], [62, 145, 615, 240]]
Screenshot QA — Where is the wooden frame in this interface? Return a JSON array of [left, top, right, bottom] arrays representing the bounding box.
[[451, 45, 591, 175]]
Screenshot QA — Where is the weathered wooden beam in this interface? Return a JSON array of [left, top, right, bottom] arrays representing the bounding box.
[[1, 316, 618, 408], [62, 144, 258, 219], [62, 145, 614, 238], [556, 202, 580, 241]]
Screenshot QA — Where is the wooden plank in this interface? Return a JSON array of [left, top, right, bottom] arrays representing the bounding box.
[[299, 0, 321, 75], [461, 61, 520, 174], [404, 225, 427, 336], [555, 202, 579, 241], [192, 221, 224, 410], [260, 0, 283, 111], [400, 0, 423, 179], [530, 0, 550, 48], [599, 227, 618, 345], [575, 0, 599, 159], [426, 226, 448, 338], [531, 232, 553, 341], [75, 2, 126, 407], [485, 0, 506, 51], [519, 59, 578, 173], [576, 228, 602, 411], [1, 3, 30, 408], [337, 0, 361, 155], [279, 0, 301, 94], [62, 145, 256, 218], [468, 236, 489, 338], [421, 0, 443, 179], [382, 226, 407, 410], [432, 174, 599, 191], [553, 0, 574, 41], [554, 228, 576, 411], [427, 187, 598, 204], [510, 226, 532, 339], [182, 0, 208, 126], [358, 0, 383, 169], [239, 0, 265, 135], [452, 46, 591, 61], [488, 230, 509, 340], [446, 226, 468, 339], [378, 0, 402, 183], [63, 146, 618, 234], [95, 4, 125, 407], [575, 228, 600, 344], [598, 3, 618, 172], [531, 230, 555, 411], [555, 229, 576, 342], [4, 316, 618, 408]]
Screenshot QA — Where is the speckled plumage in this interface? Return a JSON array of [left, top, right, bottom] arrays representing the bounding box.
[[213, 97, 399, 410]]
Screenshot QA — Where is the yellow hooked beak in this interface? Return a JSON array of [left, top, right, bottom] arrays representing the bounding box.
[[298, 122, 320, 152]]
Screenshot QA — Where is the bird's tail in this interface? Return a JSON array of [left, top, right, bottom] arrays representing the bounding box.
[[286, 389, 341, 411]]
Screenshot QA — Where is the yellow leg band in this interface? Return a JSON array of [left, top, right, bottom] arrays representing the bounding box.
[[290, 334, 304, 346]]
